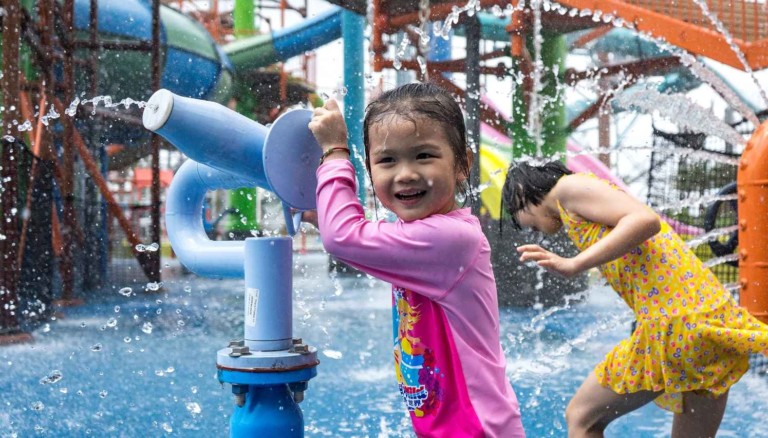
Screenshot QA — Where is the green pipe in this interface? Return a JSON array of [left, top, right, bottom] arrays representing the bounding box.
[[227, 0, 260, 235], [233, 0, 258, 38], [511, 31, 566, 159]]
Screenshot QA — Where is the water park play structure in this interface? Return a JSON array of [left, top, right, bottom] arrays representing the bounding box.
[[2, 0, 768, 435], [0, 0, 761, 312]]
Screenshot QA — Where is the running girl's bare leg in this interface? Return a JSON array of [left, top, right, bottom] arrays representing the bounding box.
[[565, 372, 661, 438], [670, 390, 728, 438]]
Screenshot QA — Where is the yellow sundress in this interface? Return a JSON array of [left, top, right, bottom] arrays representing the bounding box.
[[558, 194, 768, 413]]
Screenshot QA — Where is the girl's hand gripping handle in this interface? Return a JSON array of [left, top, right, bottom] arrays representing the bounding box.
[[308, 99, 349, 160]]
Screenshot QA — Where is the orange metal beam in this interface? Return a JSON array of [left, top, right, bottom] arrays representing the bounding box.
[[571, 25, 613, 49], [379, 0, 768, 70], [557, 0, 749, 70], [742, 40, 768, 71]]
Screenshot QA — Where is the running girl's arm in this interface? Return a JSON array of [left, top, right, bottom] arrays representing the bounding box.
[[315, 160, 482, 299], [558, 174, 660, 271]]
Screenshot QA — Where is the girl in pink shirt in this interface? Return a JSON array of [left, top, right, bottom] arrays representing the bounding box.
[[308, 83, 524, 438]]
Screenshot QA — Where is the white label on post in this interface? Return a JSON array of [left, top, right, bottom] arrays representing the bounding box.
[[245, 287, 259, 327]]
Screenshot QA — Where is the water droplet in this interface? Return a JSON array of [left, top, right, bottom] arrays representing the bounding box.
[[65, 98, 80, 117], [31, 401, 45, 411], [17, 120, 33, 132], [99, 390, 108, 398], [106, 318, 118, 328], [91, 343, 103, 352], [141, 322, 153, 334], [39, 370, 63, 385], [118, 287, 133, 297], [186, 402, 202, 415], [322, 349, 343, 359]]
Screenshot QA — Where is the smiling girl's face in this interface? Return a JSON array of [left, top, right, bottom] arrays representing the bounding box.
[[367, 115, 466, 222]]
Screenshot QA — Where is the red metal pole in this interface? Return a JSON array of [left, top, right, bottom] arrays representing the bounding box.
[[56, 0, 79, 305]]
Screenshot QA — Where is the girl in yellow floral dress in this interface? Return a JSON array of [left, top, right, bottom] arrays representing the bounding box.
[[502, 160, 768, 438]]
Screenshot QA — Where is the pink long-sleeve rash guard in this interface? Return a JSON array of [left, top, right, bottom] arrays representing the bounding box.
[[316, 160, 525, 438]]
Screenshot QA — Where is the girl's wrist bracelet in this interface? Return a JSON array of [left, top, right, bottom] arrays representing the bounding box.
[[319, 147, 350, 165]]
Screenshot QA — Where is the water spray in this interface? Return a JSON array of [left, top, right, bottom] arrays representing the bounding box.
[[143, 89, 320, 437]]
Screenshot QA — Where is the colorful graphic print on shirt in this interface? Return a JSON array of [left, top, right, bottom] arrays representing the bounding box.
[[392, 287, 443, 417]]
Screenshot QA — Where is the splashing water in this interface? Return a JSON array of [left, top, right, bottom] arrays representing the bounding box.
[[64, 98, 80, 117], [146, 282, 162, 292], [614, 89, 746, 147], [323, 349, 343, 359], [529, 0, 545, 156], [686, 224, 738, 250], [656, 192, 739, 214], [39, 370, 63, 385], [433, 0, 487, 38]]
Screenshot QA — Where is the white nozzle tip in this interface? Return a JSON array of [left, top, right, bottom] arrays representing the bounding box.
[[143, 89, 174, 132]]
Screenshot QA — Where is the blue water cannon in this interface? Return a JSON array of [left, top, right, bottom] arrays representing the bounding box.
[[143, 89, 320, 437]]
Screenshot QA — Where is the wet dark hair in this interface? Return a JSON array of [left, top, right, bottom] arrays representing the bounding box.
[[362, 82, 470, 195], [502, 160, 572, 229]]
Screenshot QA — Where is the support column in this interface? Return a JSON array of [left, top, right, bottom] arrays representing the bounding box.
[[149, 0, 162, 282], [464, 14, 481, 215], [343, 10, 366, 203], [0, 0, 31, 343]]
